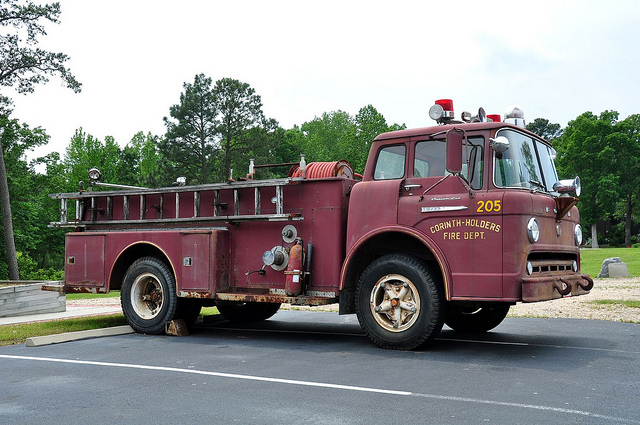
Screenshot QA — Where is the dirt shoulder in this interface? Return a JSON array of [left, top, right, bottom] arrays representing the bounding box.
[[508, 276, 640, 323]]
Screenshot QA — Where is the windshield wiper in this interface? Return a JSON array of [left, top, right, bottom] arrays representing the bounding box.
[[529, 180, 546, 191]]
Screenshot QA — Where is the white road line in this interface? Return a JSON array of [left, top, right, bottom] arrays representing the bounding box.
[[1, 354, 637, 424]]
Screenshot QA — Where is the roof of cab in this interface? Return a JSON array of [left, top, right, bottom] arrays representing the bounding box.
[[373, 121, 539, 142]]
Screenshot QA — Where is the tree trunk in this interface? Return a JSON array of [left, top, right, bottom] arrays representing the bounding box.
[[591, 223, 599, 249], [0, 131, 19, 279], [625, 196, 633, 247]]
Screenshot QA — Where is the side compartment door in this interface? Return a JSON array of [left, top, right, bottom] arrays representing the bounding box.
[[65, 233, 106, 290], [179, 230, 230, 294], [180, 232, 211, 292]]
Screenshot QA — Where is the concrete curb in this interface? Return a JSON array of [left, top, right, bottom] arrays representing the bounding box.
[[25, 325, 135, 347]]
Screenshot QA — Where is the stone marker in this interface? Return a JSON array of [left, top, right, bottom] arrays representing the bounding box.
[[608, 262, 630, 278], [597, 257, 624, 278]]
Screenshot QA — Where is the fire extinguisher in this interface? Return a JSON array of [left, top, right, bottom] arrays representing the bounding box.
[[285, 238, 304, 296]]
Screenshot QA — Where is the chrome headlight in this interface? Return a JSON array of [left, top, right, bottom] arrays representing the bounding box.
[[527, 217, 540, 243], [574, 224, 583, 246], [88, 167, 101, 182]]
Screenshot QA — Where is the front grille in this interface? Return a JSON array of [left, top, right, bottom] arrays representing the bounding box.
[[527, 253, 577, 275]]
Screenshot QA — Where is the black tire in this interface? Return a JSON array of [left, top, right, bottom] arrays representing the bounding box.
[[121, 257, 177, 334], [174, 298, 203, 327], [355, 254, 444, 350], [445, 304, 510, 333], [216, 301, 281, 323]]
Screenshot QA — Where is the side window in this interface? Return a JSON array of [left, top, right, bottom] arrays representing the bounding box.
[[374, 145, 406, 180], [414, 138, 483, 189], [414, 140, 446, 178]]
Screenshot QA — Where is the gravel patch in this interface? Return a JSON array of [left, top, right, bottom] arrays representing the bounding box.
[[508, 276, 640, 323]]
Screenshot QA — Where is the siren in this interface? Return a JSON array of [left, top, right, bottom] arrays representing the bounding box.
[[429, 99, 455, 123], [504, 106, 525, 128]]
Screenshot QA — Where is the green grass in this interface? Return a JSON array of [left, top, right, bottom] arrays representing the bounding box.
[[66, 291, 121, 300], [0, 314, 127, 347], [201, 306, 219, 316], [580, 247, 640, 277], [589, 299, 640, 308], [0, 305, 219, 347]]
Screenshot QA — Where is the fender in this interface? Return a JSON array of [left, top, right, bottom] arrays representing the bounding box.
[[109, 240, 178, 293], [339, 225, 452, 300]]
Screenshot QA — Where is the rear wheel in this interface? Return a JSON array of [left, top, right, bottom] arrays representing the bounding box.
[[445, 304, 510, 333], [121, 257, 177, 334], [355, 254, 444, 350], [216, 301, 281, 323]]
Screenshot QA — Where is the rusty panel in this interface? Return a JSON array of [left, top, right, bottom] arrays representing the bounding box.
[[180, 232, 211, 291], [522, 274, 593, 302], [179, 229, 230, 294], [65, 233, 106, 288], [215, 291, 337, 306], [230, 179, 351, 292], [310, 206, 346, 289]]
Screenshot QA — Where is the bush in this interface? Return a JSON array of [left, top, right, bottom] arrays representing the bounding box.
[[17, 252, 64, 281], [608, 223, 626, 247]]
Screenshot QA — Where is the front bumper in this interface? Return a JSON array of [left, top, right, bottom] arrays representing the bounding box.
[[521, 274, 593, 302]]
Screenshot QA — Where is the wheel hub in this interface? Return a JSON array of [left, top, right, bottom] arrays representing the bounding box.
[[369, 274, 420, 333], [131, 273, 164, 319]]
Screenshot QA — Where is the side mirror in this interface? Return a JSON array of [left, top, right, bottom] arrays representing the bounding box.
[[489, 136, 509, 153], [445, 129, 464, 174], [553, 176, 581, 197]]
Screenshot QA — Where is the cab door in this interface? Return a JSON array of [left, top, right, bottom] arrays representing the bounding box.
[[398, 136, 504, 299]]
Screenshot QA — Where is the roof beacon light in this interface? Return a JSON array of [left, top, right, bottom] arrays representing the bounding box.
[[429, 99, 455, 124], [504, 105, 525, 128], [487, 114, 501, 123]]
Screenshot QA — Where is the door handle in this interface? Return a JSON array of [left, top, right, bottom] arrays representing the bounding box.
[[403, 184, 422, 192]]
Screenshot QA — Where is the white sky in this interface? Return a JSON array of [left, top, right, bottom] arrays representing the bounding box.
[[9, 0, 640, 162]]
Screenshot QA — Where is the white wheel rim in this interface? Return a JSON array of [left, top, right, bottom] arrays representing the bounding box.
[[131, 272, 164, 319], [369, 274, 420, 332]]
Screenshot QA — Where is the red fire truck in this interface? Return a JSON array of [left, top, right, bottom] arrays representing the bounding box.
[[49, 100, 593, 349]]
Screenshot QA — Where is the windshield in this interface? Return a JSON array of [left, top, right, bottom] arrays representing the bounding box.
[[493, 129, 558, 192]]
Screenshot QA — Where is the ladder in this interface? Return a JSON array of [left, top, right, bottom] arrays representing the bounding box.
[[50, 178, 303, 228]]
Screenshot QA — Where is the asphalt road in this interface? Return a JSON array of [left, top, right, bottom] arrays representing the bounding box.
[[1, 311, 638, 424]]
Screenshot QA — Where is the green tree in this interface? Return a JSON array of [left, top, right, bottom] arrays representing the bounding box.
[[610, 114, 640, 246], [0, 0, 80, 106], [0, 0, 80, 279], [353, 105, 405, 173], [127, 131, 161, 187], [161, 74, 218, 185], [555, 111, 619, 247], [0, 117, 62, 279], [296, 106, 405, 175], [214, 78, 275, 182], [526, 118, 563, 142], [300, 110, 356, 165], [162, 75, 278, 183], [63, 129, 122, 191]]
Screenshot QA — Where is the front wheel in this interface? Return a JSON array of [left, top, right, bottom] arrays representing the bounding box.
[[121, 257, 177, 334], [355, 254, 444, 350], [445, 304, 510, 333]]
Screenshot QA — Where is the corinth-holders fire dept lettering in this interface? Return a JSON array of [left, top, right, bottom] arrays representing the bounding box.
[[430, 218, 501, 241]]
